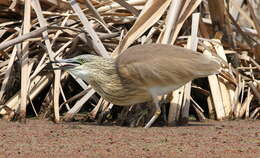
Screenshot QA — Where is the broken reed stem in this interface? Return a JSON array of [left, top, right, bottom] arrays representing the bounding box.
[[31, 0, 60, 122], [203, 41, 226, 120], [19, 0, 31, 122], [70, 0, 109, 57]]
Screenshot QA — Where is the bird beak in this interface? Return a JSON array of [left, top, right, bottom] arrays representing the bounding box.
[[47, 59, 80, 70]]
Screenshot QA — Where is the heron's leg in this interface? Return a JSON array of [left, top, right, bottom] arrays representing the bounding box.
[[144, 97, 161, 128]]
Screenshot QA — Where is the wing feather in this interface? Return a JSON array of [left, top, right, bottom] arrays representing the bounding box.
[[116, 44, 220, 88]]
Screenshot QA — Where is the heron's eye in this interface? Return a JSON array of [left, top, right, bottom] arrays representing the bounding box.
[[77, 58, 85, 65]]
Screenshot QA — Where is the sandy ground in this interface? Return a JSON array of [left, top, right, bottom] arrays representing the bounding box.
[[0, 119, 259, 158]]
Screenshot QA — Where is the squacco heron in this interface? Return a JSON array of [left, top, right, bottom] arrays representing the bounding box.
[[53, 44, 221, 128]]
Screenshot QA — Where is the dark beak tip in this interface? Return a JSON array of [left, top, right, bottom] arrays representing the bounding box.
[[48, 60, 60, 64], [45, 59, 79, 70], [45, 61, 63, 70]]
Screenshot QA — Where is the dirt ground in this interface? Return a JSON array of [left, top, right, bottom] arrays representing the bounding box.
[[0, 119, 259, 158]]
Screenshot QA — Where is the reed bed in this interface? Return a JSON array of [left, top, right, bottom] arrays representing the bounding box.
[[0, 0, 259, 126]]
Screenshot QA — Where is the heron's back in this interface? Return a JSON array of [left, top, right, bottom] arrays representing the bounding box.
[[116, 44, 221, 96]]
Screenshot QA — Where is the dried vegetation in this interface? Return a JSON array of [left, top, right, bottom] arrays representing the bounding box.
[[0, 0, 259, 126]]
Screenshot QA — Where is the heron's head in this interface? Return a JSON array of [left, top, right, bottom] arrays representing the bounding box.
[[51, 54, 103, 79]]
